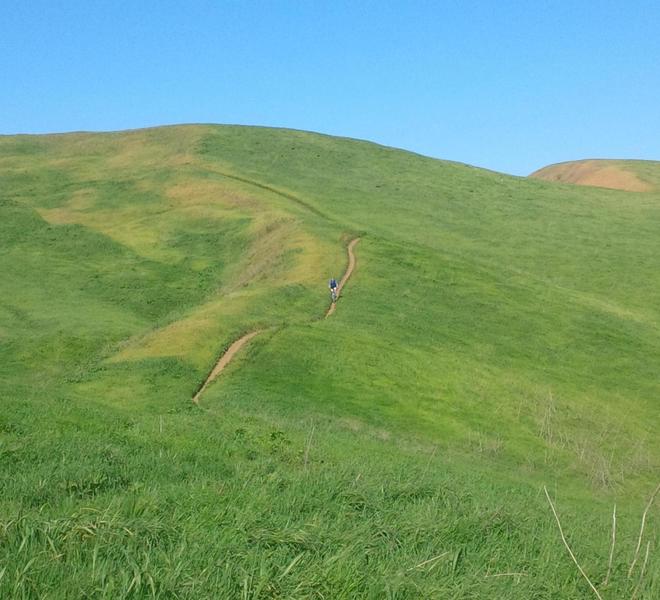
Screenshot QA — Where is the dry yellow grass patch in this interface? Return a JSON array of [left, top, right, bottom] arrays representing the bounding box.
[[108, 290, 261, 369], [222, 213, 330, 292], [37, 201, 188, 262], [39, 188, 96, 223], [36, 175, 257, 263], [103, 127, 205, 170], [531, 160, 653, 192], [108, 213, 329, 369], [166, 178, 262, 212]]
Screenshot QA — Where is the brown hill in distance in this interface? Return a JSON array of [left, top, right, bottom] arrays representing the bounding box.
[[530, 159, 658, 192]]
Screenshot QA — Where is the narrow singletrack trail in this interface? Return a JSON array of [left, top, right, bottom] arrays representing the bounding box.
[[212, 169, 334, 221], [193, 237, 360, 403], [192, 330, 262, 404], [326, 237, 360, 318]]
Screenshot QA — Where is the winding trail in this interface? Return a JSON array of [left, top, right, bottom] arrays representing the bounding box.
[[326, 238, 360, 318], [212, 170, 332, 220], [192, 330, 263, 404], [192, 237, 360, 403]]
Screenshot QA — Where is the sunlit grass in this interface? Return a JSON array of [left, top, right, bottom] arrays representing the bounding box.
[[1, 125, 658, 597]]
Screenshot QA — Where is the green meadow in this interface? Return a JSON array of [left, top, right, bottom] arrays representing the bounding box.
[[1, 125, 658, 598]]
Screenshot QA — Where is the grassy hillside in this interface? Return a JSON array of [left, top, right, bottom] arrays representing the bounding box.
[[1, 125, 659, 598], [530, 158, 660, 192]]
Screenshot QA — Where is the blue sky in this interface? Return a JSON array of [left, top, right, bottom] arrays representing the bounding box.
[[2, 1, 659, 175]]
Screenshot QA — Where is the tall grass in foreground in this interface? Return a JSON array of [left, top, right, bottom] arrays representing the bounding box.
[[0, 399, 657, 598]]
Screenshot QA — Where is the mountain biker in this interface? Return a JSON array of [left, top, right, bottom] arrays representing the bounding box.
[[329, 277, 338, 301]]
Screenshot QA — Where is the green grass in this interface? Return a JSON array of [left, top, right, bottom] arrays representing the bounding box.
[[627, 159, 660, 189], [1, 125, 658, 598]]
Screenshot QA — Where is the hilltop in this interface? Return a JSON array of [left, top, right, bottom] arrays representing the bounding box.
[[530, 158, 660, 192], [1, 125, 659, 598]]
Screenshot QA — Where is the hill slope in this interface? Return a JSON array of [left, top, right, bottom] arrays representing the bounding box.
[[530, 158, 660, 192], [1, 125, 659, 598]]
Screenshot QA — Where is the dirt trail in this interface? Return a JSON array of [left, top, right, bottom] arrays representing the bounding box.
[[326, 238, 360, 318], [192, 330, 262, 404], [193, 237, 360, 403]]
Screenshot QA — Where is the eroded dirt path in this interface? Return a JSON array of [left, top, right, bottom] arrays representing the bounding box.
[[192, 330, 263, 404], [193, 237, 360, 403], [326, 238, 360, 318]]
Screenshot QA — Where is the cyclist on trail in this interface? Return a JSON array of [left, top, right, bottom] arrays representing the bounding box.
[[329, 277, 338, 302]]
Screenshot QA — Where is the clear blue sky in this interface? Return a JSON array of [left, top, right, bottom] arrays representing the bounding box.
[[2, 1, 659, 175]]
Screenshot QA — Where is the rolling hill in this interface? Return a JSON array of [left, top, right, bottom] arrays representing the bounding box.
[[1, 125, 659, 598], [530, 158, 660, 192]]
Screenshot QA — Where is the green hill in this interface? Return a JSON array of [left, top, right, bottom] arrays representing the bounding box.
[[1, 125, 659, 598]]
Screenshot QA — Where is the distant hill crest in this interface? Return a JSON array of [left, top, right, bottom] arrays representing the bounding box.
[[530, 159, 660, 192]]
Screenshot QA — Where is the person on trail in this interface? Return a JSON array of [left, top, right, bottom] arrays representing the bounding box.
[[329, 277, 338, 301]]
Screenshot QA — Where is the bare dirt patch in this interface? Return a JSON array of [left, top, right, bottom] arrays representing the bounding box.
[[530, 160, 653, 192]]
